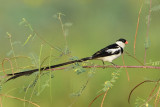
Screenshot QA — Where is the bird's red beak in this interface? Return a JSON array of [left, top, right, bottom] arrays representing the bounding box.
[[125, 41, 128, 44]]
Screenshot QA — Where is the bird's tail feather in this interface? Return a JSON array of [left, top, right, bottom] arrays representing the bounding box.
[[6, 57, 92, 82]]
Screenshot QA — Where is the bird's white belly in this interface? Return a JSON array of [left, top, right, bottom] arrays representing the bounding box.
[[97, 53, 121, 62]]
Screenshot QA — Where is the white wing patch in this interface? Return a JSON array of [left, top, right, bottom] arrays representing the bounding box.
[[106, 47, 120, 54]]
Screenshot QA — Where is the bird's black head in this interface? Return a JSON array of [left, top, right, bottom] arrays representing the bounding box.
[[117, 38, 128, 44]]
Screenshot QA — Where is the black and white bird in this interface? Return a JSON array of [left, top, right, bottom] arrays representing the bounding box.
[[6, 38, 128, 81], [91, 38, 128, 65]]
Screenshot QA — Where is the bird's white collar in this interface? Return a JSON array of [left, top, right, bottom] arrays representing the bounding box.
[[116, 41, 125, 48]]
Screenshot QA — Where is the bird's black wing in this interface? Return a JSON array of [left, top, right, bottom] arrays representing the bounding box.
[[92, 43, 121, 59]]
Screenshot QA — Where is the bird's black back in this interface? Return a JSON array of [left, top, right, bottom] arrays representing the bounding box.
[[92, 43, 123, 59]]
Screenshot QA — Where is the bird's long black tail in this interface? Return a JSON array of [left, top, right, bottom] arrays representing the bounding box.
[[6, 57, 92, 82]]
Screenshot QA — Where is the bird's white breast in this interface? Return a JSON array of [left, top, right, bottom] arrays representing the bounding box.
[[97, 53, 121, 62]]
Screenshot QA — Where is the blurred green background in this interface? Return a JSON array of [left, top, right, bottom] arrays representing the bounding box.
[[0, 0, 160, 107]]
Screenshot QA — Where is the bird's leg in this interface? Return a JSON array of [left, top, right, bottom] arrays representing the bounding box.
[[110, 62, 118, 69], [110, 62, 117, 66], [102, 61, 105, 69]]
